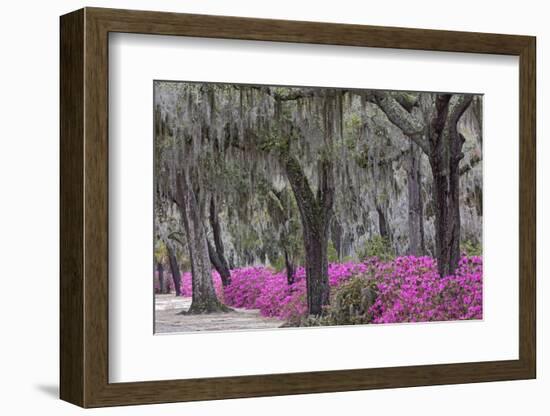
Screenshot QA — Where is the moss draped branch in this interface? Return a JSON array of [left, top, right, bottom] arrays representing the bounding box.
[[371, 91, 430, 154]]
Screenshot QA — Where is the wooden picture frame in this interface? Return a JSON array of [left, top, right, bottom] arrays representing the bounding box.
[[60, 7, 536, 408]]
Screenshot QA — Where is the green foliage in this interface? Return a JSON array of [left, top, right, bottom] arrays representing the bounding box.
[[461, 240, 482, 256], [358, 235, 394, 262], [154, 240, 168, 264], [271, 255, 286, 272], [258, 130, 288, 154], [291, 276, 378, 327], [327, 240, 339, 263], [326, 276, 377, 325]]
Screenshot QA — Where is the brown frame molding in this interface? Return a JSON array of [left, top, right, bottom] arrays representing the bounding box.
[[60, 7, 536, 408]]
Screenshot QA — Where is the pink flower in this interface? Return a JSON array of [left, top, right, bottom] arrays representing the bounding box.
[[168, 255, 483, 324]]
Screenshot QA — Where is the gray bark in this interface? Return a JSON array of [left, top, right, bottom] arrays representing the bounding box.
[[157, 261, 168, 294], [175, 169, 228, 313], [407, 142, 425, 256], [373, 91, 472, 276], [330, 218, 344, 262], [281, 150, 333, 315], [283, 248, 295, 285], [267, 188, 297, 284], [376, 203, 389, 239], [208, 196, 231, 286], [428, 94, 472, 277], [166, 241, 182, 296]]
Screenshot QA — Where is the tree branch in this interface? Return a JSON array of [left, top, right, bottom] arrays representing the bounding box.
[[390, 92, 418, 112], [372, 91, 430, 154], [232, 84, 348, 102], [167, 231, 186, 247], [448, 94, 474, 127]]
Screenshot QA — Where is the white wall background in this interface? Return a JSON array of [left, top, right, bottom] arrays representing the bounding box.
[[0, 0, 545, 414]]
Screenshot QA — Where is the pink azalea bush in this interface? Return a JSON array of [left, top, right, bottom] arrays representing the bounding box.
[[171, 256, 482, 324], [366, 256, 482, 323], [252, 262, 369, 321]]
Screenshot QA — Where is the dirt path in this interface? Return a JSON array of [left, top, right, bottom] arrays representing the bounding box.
[[155, 294, 284, 333]]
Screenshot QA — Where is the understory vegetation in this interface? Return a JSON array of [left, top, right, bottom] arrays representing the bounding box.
[[153, 81, 483, 328], [155, 255, 482, 326]]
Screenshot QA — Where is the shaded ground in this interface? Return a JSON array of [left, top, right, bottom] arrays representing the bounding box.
[[155, 294, 284, 333]]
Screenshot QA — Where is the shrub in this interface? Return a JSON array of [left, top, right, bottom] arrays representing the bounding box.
[[173, 256, 483, 325], [270, 255, 286, 273], [368, 256, 483, 323], [358, 235, 394, 262], [327, 240, 339, 262], [461, 240, 482, 256], [324, 276, 377, 325]]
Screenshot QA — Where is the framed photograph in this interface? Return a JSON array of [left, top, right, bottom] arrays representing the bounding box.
[[60, 7, 536, 408]]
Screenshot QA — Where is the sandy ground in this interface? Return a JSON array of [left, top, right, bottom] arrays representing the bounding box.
[[154, 294, 284, 333]]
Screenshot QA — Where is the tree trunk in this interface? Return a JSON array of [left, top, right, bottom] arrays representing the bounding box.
[[303, 223, 330, 315], [267, 187, 298, 285], [372, 91, 472, 277], [208, 196, 231, 286], [331, 218, 344, 261], [166, 242, 182, 296], [428, 94, 469, 277], [157, 261, 168, 294], [430, 158, 461, 277], [283, 248, 295, 285], [175, 169, 228, 313], [376, 203, 389, 239], [282, 152, 332, 315], [207, 240, 231, 287], [471, 96, 483, 146], [407, 142, 425, 256], [446, 128, 466, 277]]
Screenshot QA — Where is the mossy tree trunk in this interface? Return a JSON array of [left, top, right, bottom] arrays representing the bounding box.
[[407, 142, 425, 256], [174, 169, 228, 313], [281, 151, 333, 316], [330, 218, 344, 262], [166, 241, 182, 296], [376, 203, 389, 240], [207, 195, 231, 286], [266, 187, 298, 285], [373, 91, 472, 277], [427, 94, 471, 277], [283, 249, 295, 285], [157, 261, 168, 294]]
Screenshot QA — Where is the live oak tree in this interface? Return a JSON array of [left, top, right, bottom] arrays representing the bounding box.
[[179, 85, 343, 315], [279, 133, 334, 314], [155, 85, 227, 314], [406, 141, 426, 256], [154, 81, 481, 317], [371, 91, 473, 276], [153, 241, 169, 294], [156, 260, 167, 294], [252, 88, 343, 315], [207, 195, 232, 287], [165, 240, 182, 296], [263, 185, 302, 285], [173, 166, 229, 313], [155, 186, 184, 296]]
